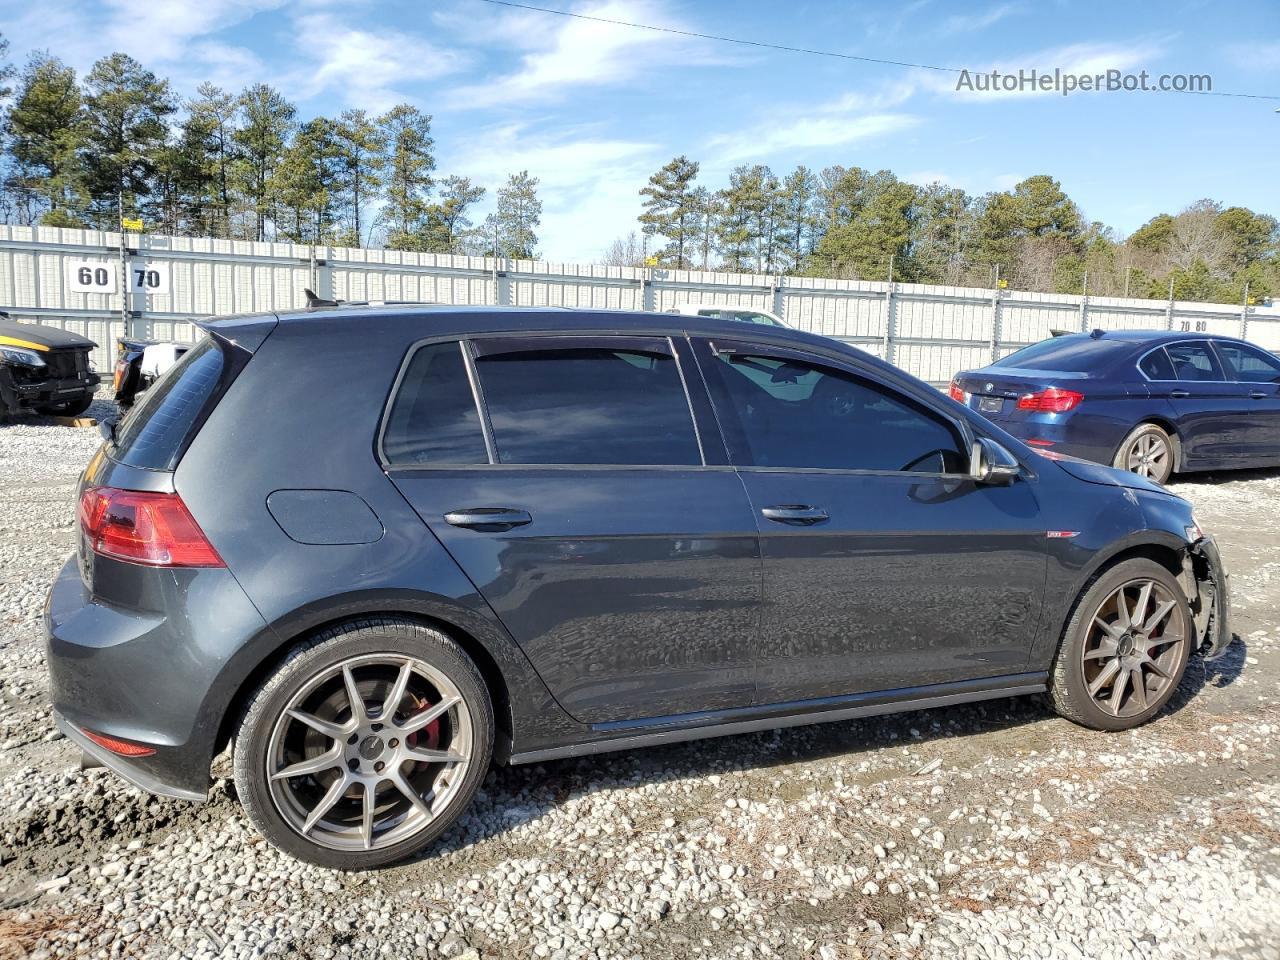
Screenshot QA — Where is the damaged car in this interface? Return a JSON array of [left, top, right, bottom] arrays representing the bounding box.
[[0, 313, 100, 418]]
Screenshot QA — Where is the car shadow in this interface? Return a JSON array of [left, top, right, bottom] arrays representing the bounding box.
[[396, 637, 1250, 874], [1169, 465, 1280, 486]]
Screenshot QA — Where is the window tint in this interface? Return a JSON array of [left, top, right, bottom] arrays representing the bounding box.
[[1215, 341, 1280, 383], [710, 352, 966, 473], [1166, 341, 1223, 381], [383, 341, 488, 465], [113, 336, 224, 471], [1138, 347, 1176, 380], [476, 345, 701, 465], [993, 335, 1133, 372]]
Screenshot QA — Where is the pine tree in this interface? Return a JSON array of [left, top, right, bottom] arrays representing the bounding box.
[[493, 170, 541, 258], [5, 54, 84, 225], [233, 83, 295, 241], [910, 183, 974, 284], [189, 83, 236, 237], [816, 180, 918, 281], [379, 104, 434, 248], [775, 166, 819, 273], [79, 53, 175, 229], [269, 117, 340, 244], [421, 175, 485, 253], [332, 108, 385, 246], [638, 155, 700, 268]]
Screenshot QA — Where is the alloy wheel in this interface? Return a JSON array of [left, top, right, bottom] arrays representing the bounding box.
[[1080, 578, 1187, 718], [265, 654, 473, 852], [1126, 433, 1170, 480]]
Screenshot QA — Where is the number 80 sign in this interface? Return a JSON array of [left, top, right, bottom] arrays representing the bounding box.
[[67, 260, 171, 295]]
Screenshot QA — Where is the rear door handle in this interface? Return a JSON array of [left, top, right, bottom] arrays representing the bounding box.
[[1170, 389, 1190, 398], [1250, 390, 1268, 399], [444, 508, 532, 530], [760, 505, 829, 525]]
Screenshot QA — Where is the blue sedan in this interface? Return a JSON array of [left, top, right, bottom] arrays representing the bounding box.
[[952, 330, 1280, 484]]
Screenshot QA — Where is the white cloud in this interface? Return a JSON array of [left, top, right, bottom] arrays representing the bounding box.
[[938, 3, 1022, 35], [443, 123, 660, 262], [706, 84, 920, 162], [444, 0, 726, 108], [283, 12, 468, 111]]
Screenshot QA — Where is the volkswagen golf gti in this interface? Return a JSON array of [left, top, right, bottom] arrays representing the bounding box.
[[46, 306, 1230, 869]]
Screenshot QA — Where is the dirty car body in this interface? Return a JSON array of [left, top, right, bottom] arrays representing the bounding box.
[[0, 315, 100, 417], [44, 306, 1230, 867]]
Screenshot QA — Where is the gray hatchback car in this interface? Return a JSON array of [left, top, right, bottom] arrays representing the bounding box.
[[46, 306, 1230, 869]]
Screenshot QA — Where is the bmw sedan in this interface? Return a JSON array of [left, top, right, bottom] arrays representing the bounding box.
[[47, 307, 1229, 869], [952, 330, 1280, 484]]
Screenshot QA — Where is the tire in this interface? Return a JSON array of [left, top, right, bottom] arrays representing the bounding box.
[[1049, 558, 1193, 731], [1113, 423, 1174, 484], [36, 393, 94, 417], [232, 618, 494, 870]]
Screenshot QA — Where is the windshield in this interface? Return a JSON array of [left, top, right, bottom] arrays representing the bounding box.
[[994, 335, 1134, 372]]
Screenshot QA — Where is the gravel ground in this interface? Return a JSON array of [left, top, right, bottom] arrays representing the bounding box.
[[1, 397, 1278, 960]]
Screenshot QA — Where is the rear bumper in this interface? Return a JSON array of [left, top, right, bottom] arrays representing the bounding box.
[[44, 553, 269, 800], [983, 414, 1123, 466]]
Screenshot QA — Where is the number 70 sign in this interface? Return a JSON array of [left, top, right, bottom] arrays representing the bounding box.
[[67, 260, 171, 295]]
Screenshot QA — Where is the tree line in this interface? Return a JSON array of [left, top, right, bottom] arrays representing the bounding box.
[[623, 156, 1278, 303], [0, 38, 541, 256], [0, 33, 1274, 303]]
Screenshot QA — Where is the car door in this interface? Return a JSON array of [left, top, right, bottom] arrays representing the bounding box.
[[691, 336, 1048, 704], [1211, 339, 1280, 464], [1146, 340, 1252, 466], [382, 335, 761, 724]]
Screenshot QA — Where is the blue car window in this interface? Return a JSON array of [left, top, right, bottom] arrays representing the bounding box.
[[1138, 348, 1176, 381], [1166, 341, 1223, 382], [993, 335, 1133, 371], [1215, 342, 1280, 384]]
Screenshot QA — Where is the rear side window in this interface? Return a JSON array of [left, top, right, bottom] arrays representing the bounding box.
[[1138, 347, 1176, 380], [1214, 341, 1280, 384], [1166, 341, 1223, 381], [475, 345, 701, 465], [383, 342, 488, 465], [112, 337, 224, 471], [994, 335, 1133, 372]]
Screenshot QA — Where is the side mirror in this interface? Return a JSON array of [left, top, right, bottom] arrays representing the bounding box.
[[970, 437, 1021, 484]]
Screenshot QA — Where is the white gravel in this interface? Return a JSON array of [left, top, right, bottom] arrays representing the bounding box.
[[1, 399, 1278, 959]]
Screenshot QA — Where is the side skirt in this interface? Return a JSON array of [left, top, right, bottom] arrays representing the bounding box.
[[507, 672, 1048, 766]]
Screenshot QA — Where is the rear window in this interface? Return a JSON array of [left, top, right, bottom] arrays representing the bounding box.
[[382, 341, 488, 465], [1139, 347, 1176, 380], [994, 336, 1134, 372], [112, 337, 224, 470]]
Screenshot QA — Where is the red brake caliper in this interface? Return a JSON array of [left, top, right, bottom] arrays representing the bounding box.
[[403, 693, 442, 755]]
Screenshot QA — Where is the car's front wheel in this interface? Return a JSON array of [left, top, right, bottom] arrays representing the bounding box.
[[1113, 423, 1174, 484], [1049, 558, 1192, 731], [233, 618, 493, 869]]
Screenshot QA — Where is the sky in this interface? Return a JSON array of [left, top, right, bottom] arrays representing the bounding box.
[[1, 0, 1278, 262]]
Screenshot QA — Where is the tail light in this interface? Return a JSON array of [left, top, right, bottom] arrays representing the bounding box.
[[948, 381, 966, 403], [78, 486, 224, 567], [1016, 387, 1082, 413], [112, 359, 128, 392]]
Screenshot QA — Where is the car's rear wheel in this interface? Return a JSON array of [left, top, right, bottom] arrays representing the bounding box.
[[36, 394, 94, 417], [1049, 558, 1192, 731], [1113, 423, 1174, 484], [233, 618, 493, 869]]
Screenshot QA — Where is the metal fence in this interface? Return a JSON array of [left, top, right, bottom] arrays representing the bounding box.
[[2, 224, 1277, 384]]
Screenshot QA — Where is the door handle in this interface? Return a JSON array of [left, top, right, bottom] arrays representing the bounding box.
[[1170, 389, 1190, 398], [443, 508, 532, 530], [760, 505, 829, 525], [1250, 390, 1267, 399]]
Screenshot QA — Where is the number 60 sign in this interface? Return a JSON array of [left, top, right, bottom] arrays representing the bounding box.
[[67, 260, 171, 295]]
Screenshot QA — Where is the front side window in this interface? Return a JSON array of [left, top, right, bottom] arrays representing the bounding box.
[[383, 341, 488, 465], [1166, 341, 1223, 382], [1215, 341, 1280, 384], [707, 349, 966, 473], [475, 343, 701, 465]]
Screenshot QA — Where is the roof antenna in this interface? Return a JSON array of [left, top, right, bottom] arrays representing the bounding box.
[[1089, 328, 1106, 339], [304, 288, 340, 309]]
